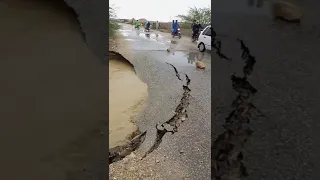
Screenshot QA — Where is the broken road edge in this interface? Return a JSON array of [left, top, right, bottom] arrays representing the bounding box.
[[109, 60, 192, 165]]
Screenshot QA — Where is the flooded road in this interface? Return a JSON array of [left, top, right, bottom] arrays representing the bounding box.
[[118, 26, 212, 70], [110, 24, 212, 179], [109, 59, 147, 148]]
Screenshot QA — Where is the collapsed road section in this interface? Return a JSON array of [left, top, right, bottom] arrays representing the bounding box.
[[109, 58, 191, 164], [211, 37, 265, 179]]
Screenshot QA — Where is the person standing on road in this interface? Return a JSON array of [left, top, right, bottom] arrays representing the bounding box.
[[171, 20, 175, 33], [156, 21, 159, 30]]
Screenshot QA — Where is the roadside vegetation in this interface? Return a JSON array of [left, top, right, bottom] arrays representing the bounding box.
[[153, 6, 211, 36], [115, 6, 211, 37], [177, 6, 211, 26], [109, 7, 120, 37]]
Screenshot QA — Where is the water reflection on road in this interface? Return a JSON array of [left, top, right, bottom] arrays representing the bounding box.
[[118, 24, 211, 69]]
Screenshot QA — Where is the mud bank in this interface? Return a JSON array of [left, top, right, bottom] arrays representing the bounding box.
[[0, 0, 109, 179], [109, 53, 148, 148]]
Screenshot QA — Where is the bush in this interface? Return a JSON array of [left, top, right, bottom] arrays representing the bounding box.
[[109, 7, 120, 37], [177, 7, 211, 25], [179, 22, 192, 29]]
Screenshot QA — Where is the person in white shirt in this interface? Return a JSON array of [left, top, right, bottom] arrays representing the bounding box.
[[155, 21, 159, 30]]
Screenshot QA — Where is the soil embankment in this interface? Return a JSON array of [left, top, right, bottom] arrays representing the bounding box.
[[0, 0, 108, 180]]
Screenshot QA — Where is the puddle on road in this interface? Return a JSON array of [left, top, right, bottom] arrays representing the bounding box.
[[139, 33, 162, 42], [119, 29, 133, 37], [168, 51, 205, 67], [151, 51, 208, 68], [109, 59, 148, 148], [119, 25, 169, 47], [144, 33, 151, 39], [140, 32, 163, 39]]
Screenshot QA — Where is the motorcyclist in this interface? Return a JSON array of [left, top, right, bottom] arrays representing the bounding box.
[[172, 20, 179, 35], [135, 20, 141, 29], [145, 21, 151, 30], [191, 20, 203, 39]]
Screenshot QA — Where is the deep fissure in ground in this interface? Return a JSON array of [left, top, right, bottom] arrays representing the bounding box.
[[109, 55, 191, 164], [211, 29, 265, 179]]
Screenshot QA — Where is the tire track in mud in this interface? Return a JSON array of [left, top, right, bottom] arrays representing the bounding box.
[[211, 31, 265, 179], [109, 55, 191, 164]]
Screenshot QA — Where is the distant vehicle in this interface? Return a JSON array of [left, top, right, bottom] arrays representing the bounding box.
[[197, 25, 212, 52]]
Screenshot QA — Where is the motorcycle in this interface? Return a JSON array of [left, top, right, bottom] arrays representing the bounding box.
[[191, 28, 202, 42], [145, 25, 151, 32], [172, 28, 181, 39]]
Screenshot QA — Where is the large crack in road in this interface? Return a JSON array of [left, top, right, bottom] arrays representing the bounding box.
[[109, 54, 191, 164], [211, 32, 265, 179], [142, 62, 191, 158]]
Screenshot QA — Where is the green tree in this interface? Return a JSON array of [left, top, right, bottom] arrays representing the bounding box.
[[177, 7, 211, 25], [109, 7, 120, 37]]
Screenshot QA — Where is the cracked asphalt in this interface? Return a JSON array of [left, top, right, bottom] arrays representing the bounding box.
[[110, 24, 212, 179], [212, 0, 320, 179]]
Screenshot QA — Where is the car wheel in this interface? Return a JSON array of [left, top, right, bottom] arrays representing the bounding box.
[[198, 43, 206, 52]]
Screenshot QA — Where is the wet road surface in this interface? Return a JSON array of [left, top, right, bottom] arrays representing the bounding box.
[[110, 24, 212, 179], [212, 0, 319, 179]]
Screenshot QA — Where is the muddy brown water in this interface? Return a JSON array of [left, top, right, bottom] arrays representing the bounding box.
[[109, 59, 148, 148]]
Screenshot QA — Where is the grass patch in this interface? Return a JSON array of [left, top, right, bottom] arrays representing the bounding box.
[[109, 21, 120, 37]]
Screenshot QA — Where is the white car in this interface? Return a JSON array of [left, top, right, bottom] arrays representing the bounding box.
[[197, 25, 212, 52]]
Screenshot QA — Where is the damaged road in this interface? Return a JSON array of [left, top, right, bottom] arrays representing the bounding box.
[[109, 24, 211, 179], [109, 63, 191, 163], [211, 34, 265, 179], [212, 1, 318, 179], [143, 63, 191, 158]]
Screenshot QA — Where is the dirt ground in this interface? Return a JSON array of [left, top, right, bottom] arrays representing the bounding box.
[[0, 0, 108, 180]]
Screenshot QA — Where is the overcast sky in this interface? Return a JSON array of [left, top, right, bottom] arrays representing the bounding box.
[[110, 0, 210, 22]]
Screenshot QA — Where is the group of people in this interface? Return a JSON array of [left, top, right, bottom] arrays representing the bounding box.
[[172, 19, 203, 38], [134, 19, 203, 39], [171, 20, 180, 34], [134, 20, 160, 30]]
